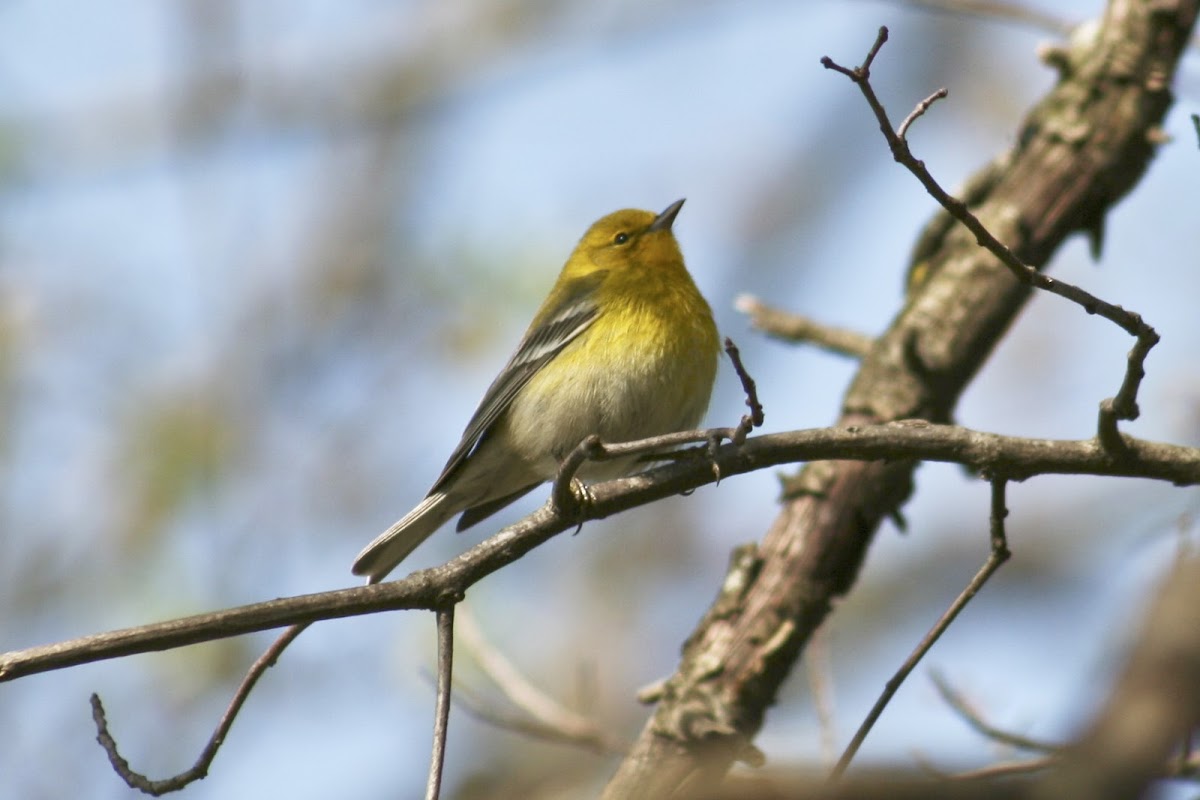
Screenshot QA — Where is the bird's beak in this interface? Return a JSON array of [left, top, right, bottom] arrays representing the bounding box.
[[648, 198, 685, 232]]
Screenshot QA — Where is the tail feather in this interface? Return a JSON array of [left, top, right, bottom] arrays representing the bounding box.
[[352, 492, 457, 583], [455, 482, 540, 532]]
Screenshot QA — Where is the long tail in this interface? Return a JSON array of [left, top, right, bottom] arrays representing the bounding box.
[[352, 492, 457, 583]]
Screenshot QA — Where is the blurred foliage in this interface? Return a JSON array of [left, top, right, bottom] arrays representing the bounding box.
[[116, 387, 240, 551]]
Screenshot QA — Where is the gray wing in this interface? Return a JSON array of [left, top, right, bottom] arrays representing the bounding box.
[[430, 271, 604, 492]]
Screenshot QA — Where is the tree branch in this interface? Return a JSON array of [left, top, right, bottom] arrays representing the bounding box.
[[90, 623, 310, 795], [452, 605, 627, 754], [426, 608, 454, 800], [735, 295, 874, 359], [3, 422, 1199, 683], [831, 479, 1011, 778]]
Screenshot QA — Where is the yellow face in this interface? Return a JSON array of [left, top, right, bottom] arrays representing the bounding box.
[[577, 209, 684, 273]]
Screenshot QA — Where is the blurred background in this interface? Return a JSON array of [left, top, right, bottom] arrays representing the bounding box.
[[1, 1, 1198, 798]]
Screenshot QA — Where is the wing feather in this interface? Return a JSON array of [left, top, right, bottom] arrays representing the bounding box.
[[430, 271, 604, 491]]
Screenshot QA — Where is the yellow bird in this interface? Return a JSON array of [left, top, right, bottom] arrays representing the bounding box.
[[353, 200, 719, 583]]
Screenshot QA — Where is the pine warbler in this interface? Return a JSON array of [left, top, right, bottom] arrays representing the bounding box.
[[352, 199, 719, 583]]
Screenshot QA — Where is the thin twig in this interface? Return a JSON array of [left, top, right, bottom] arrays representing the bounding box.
[[831, 479, 1011, 779], [91, 622, 310, 795], [804, 625, 839, 767], [455, 605, 626, 753], [735, 294, 874, 359], [724, 337, 765, 432], [449, 689, 625, 755], [823, 26, 1160, 453], [890, 0, 1075, 34], [708, 337, 766, 481], [949, 755, 1060, 780], [426, 608, 455, 800], [929, 670, 1059, 753], [897, 88, 948, 139]]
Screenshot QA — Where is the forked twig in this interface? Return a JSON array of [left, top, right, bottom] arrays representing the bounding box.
[[823, 26, 1160, 454]]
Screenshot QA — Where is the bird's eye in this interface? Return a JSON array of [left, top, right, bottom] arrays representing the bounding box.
[[613, 232, 630, 245]]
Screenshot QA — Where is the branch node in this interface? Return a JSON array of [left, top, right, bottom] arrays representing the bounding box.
[[820, 26, 888, 82], [988, 478, 1012, 556], [1097, 399, 1134, 457], [706, 432, 725, 483]]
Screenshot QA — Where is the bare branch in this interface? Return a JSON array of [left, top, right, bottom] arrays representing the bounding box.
[[947, 756, 1058, 781], [831, 479, 1011, 779], [454, 606, 626, 754], [890, 0, 1075, 36], [724, 337, 765, 432], [823, 26, 1161, 450], [450, 691, 625, 756], [735, 295, 874, 359], [4, 422, 1200, 684], [930, 671, 1059, 754], [896, 87, 949, 140], [426, 608, 454, 800], [91, 623, 309, 795]]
